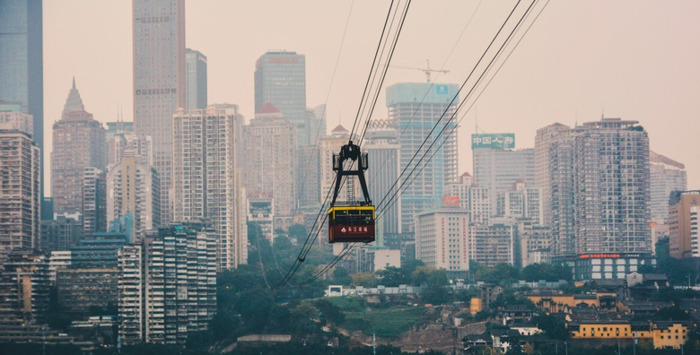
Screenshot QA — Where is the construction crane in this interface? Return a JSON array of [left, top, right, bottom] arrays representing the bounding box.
[[393, 59, 449, 83]]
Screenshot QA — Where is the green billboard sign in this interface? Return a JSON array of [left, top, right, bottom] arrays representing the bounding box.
[[471, 133, 515, 149]]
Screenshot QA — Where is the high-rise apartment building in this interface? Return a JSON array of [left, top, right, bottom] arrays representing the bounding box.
[[81, 167, 106, 235], [415, 206, 469, 271], [0, 251, 49, 323], [387, 83, 459, 231], [297, 145, 321, 209], [107, 157, 160, 241], [51, 80, 106, 216], [108, 133, 153, 167], [649, 151, 687, 224], [469, 224, 515, 267], [544, 118, 651, 257], [0, 128, 40, 251], [365, 119, 402, 237], [254, 51, 308, 146], [185, 48, 207, 110], [496, 180, 543, 225], [472, 133, 535, 217], [117, 224, 217, 345], [0, 0, 43, 198], [243, 104, 296, 226], [534, 123, 570, 228], [668, 190, 700, 259], [443, 173, 490, 226], [173, 105, 247, 269], [133, 0, 186, 225]]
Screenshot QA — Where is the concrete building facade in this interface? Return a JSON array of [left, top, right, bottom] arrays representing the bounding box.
[[51, 80, 106, 217], [133, 0, 186, 225], [415, 207, 469, 272], [173, 105, 247, 269], [0, 129, 40, 251], [387, 83, 459, 231], [185, 48, 207, 110]]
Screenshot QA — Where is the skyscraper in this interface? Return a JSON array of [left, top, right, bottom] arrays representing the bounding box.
[[387, 83, 459, 232], [364, 119, 402, 237], [649, 151, 687, 224], [443, 173, 490, 226], [0, 0, 43, 198], [243, 104, 297, 227], [185, 48, 207, 110], [173, 105, 247, 269], [107, 157, 161, 241], [534, 122, 570, 227], [668, 190, 700, 259], [117, 224, 217, 345], [81, 167, 107, 235], [133, 0, 186, 225], [472, 133, 535, 217], [51, 80, 106, 217], [0, 128, 40, 251], [254, 51, 308, 146], [544, 118, 651, 256]]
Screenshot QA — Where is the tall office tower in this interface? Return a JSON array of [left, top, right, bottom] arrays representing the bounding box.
[[107, 157, 160, 241], [415, 206, 469, 272], [496, 180, 543, 225], [0, 0, 43, 199], [0, 129, 40, 251], [444, 172, 490, 226], [185, 48, 207, 110], [649, 151, 687, 224], [545, 118, 651, 256], [668, 191, 700, 259], [472, 133, 535, 217], [243, 104, 297, 226], [469, 224, 516, 267], [133, 0, 186, 226], [387, 83, 459, 232], [297, 145, 321, 209], [51, 80, 106, 216], [0, 103, 33, 136], [254, 51, 308, 146], [117, 224, 217, 345], [81, 167, 106, 235], [365, 119, 402, 237], [173, 105, 247, 269], [534, 123, 570, 227]]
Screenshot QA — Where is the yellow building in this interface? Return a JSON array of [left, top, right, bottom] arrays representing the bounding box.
[[570, 320, 689, 349], [528, 293, 617, 313], [652, 322, 689, 349]]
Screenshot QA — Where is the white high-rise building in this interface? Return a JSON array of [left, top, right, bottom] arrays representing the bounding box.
[[496, 180, 543, 225], [365, 119, 401, 238], [415, 207, 469, 272], [543, 118, 651, 256], [133, 0, 186, 225], [117, 224, 217, 345], [173, 105, 247, 270], [443, 172, 490, 226], [534, 123, 570, 228], [649, 151, 687, 224], [243, 104, 296, 228], [107, 157, 160, 241], [387, 83, 459, 232], [0, 129, 40, 251], [472, 133, 534, 217]]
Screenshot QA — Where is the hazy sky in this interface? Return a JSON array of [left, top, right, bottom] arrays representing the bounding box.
[[43, 0, 700, 195]]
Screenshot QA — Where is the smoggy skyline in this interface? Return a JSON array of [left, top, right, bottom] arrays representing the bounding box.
[[43, 0, 700, 195]]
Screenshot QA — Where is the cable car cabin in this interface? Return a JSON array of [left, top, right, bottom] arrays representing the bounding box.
[[328, 206, 375, 243]]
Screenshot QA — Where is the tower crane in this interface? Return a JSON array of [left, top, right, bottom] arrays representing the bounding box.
[[393, 59, 449, 83]]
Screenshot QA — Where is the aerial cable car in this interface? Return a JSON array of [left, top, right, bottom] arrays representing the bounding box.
[[328, 141, 375, 243]]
